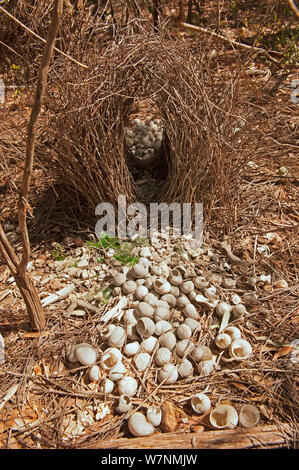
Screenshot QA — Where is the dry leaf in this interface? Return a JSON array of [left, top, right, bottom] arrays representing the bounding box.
[[161, 400, 177, 432], [231, 381, 249, 391], [273, 346, 293, 361]]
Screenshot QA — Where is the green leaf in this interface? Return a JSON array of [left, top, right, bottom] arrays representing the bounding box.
[[114, 254, 139, 265]]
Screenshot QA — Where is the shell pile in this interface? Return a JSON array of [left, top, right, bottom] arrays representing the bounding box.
[[59, 231, 267, 436], [125, 118, 164, 160]]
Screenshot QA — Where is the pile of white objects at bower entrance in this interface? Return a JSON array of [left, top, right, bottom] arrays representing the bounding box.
[[125, 118, 164, 160]]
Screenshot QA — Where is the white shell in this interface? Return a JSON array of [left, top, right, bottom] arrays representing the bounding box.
[[99, 378, 114, 394], [131, 263, 149, 279], [123, 309, 137, 324], [180, 280, 194, 294], [239, 404, 260, 428], [183, 303, 199, 320], [140, 336, 158, 354], [75, 343, 97, 366], [223, 326, 241, 341], [115, 394, 132, 414], [215, 333, 232, 349], [170, 285, 180, 297], [229, 339, 252, 360], [108, 361, 127, 381], [204, 286, 217, 299], [89, 365, 101, 382], [155, 320, 172, 336], [101, 347, 123, 370], [99, 324, 116, 340], [191, 393, 211, 414], [197, 359, 214, 375], [112, 273, 126, 286], [122, 280, 137, 294], [177, 358, 193, 377], [135, 285, 149, 300], [191, 345, 212, 362], [175, 339, 194, 357], [159, 331, 177, 350], [134, 352, 151, 372], [126, 324, 139, 340], [150, 265, 162, 276], [194, 294, 216, 308], [153, 279, 171, 295], [160, 293, 177, 307], [184, 318, 201, 333], [154, 306, 171, 322], [209, 405, 238, 429], [128, 412, 155, 437], [176, 324, 192, 340], [231, 293, 242, 305], [177, 296, 191, 308], [139, 257, 151, 268], [168, 268, 183, 286], [194, 276, 209, 289], [108, 326, 126, 348], [157, 363, 178, 384], [215, 302, 231, 316], [124, 341, 140, 357], [146, 406, 162, 427], [143, 292, 159, 307], [154, 347, 172, 366], [232, 304, 247, 318], [117, 376, 138, 396], [67, 348, 78, 363], [136, 317, 155, 338], [135, 301, 154, 318]]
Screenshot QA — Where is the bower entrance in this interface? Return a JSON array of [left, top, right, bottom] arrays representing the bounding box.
[[44, 34, 251, 231]]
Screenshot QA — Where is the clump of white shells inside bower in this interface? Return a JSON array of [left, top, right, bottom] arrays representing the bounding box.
[[64, 231, 260, 436], [125, 118, 164, 159]]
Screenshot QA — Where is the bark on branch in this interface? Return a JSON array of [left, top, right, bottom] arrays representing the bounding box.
[[0, 0, 64, 331]]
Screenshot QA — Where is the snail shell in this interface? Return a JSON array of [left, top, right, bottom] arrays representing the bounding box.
[[197, 359, 214, 375], [154, 347, 172, 366], [135, 285, 149, 300], [177, 296, 191, 308], [89, 365, 101, 382], [239, 404, 260, 428], [131, 263, 149, 279], [215, 302, 231, 316], [122, 280, 137, 295], [117, 376, 138, 397], [232, 304, 247, 318], [194, 276, 209, 290], [209, 404, 238, 429], [157, 363, 178, 384], [140, 336, 158, 354], [191, 393, 211, 414], [215, 333, 232, 349], [136, 317, 155, 338], [175, 339, 194, 357], [154, 306, 171, 322], [191, 345, 212, 362], [168, 268, 183, 286], [115, 394, 132, 414], [134, 352, 151, 372], [107, 326, 126, 348], [229, 339, 252, 360], [128, 412, 155, 437], [183, 303, 199, 320], [146, 406, 162, 427], [135, 301, 154, 318], [204, 286, 217, 299], [155, 320, 172, 336], [108, 361, 127, 381], [223, 326, 241, 341], [112, 273, 127, 287], [150, 265, 162, 276], [75, 343, 97, 366], [184, 318, 201, 333], [143, 292, 159, 307], [159, 331, 177, 351], [153, 279, 171, 295], [176, 324, 192, 340], [124, 341, 140, 357], [160, 293, 177, 307], [101, 347, 122, 370], [180, 280, 194, 295], [177, 358, 193, 377], [99, 378, 114, 394]]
